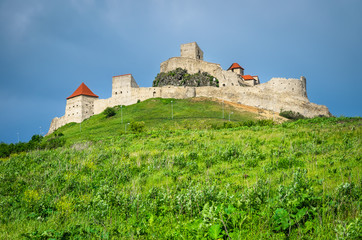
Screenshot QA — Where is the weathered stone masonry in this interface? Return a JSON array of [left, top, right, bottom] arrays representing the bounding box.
[[47, 42, 331, 135]]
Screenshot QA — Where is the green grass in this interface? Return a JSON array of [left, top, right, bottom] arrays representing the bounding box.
[[0, 99, 361, 239], [47, 98, 261, 144]]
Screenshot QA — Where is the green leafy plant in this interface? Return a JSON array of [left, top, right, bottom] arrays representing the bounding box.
[[208, 224, 223, 239], [103, 107, 116, 118], [129, 121, 145, 133]]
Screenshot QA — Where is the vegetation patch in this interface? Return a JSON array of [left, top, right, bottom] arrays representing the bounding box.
[[153, 68, 219, 87], [0, 98, 361, 239], [280, 110, 306, 120], [0, 116, 360, 239]]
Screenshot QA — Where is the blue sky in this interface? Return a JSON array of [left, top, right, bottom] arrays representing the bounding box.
[[0, 0, 361, 143]]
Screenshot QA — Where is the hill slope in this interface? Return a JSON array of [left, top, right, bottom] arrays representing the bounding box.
[[1, 115, 361, 239], [47, 97, 284, 144]]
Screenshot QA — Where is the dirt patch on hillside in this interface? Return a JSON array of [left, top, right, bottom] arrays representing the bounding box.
[[190, 97, 287, 123]]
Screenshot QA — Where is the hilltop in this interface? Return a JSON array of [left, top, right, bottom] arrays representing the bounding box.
[[47, 97, 284, 145]]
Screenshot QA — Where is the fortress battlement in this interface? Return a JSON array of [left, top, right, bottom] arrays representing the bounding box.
[[47, 42, 330, 135]]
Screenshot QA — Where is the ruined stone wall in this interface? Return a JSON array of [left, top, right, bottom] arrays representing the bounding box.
[[92, 76, 328, 119], [47, 116, 67, 135], [48, 75, 330, 135]]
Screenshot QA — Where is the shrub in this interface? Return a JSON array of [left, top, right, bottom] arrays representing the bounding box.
[[279, 110, 305, 120], [30, 134, 43, 143], [103, 107, 116, 118], [129, 121, 145, 133], [43, 136, 66, 149]]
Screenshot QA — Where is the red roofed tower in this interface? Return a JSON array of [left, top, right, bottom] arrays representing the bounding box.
[[64, 83, 99, 123], [227, 63, 244, 76], [67, 82, 99, 99]]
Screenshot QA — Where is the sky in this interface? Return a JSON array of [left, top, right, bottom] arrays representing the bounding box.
[[0, 0, 361, 143]]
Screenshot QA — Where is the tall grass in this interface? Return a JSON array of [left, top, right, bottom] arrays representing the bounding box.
[[0, 107, 361, 239]]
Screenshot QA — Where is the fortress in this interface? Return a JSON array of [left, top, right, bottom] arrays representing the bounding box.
[[47, 42, 331, 134]]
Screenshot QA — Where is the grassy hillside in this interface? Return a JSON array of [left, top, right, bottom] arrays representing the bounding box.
[[47, 98, 278, 145], [0, 99, 361, 239]]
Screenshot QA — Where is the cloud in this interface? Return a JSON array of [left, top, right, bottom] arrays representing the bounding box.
[[0, 0, 43, 41]]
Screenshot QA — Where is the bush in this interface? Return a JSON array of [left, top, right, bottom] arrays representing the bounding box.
[[280, 110, 305, 120], [129, 121, 145, 133], [103, 107, 116, 118], [42, 136, 66, 149]]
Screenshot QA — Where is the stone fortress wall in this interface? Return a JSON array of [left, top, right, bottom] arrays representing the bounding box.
[[47, 42, 331, 135]]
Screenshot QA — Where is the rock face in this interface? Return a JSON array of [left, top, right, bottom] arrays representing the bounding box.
[[153, 68, 219, 87]]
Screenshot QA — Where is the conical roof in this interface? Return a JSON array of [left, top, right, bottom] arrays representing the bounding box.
[[228, 63, 244, 70], [66, 82, 99, 99]]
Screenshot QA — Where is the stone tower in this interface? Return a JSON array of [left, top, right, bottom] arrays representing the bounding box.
[[65, 82, 99, 123], [180, 42, 204, 60], [112, 74, 139, 98]]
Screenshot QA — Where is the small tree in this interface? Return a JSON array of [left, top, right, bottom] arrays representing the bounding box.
[[30, 134, 43, 143], [130, 121, 145, 133], [103, 107, 116, 118]]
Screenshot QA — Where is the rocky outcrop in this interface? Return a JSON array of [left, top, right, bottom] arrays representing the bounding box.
[[152, 68, 219, 87]]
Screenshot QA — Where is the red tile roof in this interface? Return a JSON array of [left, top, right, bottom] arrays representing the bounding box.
[[66, 82, 99, 100], [228, 63, 244, 70], [242, 75, 255, 80]]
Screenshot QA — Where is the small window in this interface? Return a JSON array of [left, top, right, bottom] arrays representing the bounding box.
[[223, 84, 225, 87], [115, 92, 117, 95]]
